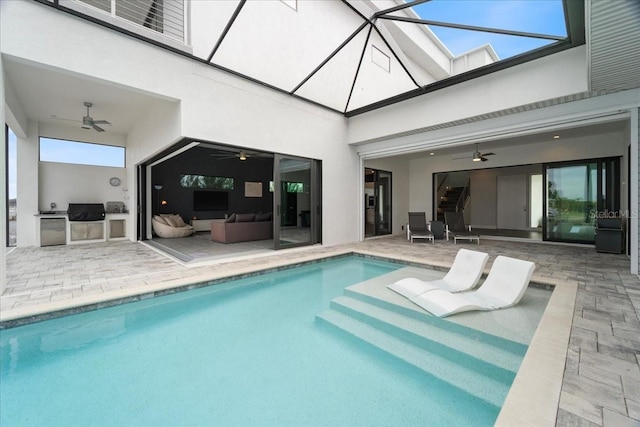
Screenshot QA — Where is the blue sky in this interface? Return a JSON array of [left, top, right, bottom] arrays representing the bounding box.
[[6, 131, 124, 199], [413, 0, 567, 58]]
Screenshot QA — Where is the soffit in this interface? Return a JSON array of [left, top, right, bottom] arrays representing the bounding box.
[[3, 57, 174, 135]]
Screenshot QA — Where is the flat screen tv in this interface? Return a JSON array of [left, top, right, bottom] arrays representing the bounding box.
[[193, 190, 229, 211]]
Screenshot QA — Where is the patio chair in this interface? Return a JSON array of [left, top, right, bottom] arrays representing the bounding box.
[[407, 212, 434, 244], [387, 248, 489, 298], [409, 255, 535, 317], [444, 211, 480, 245]]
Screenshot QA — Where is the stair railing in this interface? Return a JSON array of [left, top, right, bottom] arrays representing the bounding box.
[[436, 173, 451, 213], [456, 179, 471, 212]]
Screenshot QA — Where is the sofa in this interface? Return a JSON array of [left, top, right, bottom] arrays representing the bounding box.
[[152, 214, 194, 238], [211, 212, 272, 243]]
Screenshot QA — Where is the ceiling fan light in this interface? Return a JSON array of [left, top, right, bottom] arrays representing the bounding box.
[[472, 157, 482, 162], [239, 151, 247, 160]]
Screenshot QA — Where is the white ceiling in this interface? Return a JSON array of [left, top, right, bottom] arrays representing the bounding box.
[[3, 57, 170, 135], [392, 119, 629, 161]]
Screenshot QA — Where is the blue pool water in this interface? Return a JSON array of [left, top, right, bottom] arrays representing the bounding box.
[[2, 256, 502, 426]]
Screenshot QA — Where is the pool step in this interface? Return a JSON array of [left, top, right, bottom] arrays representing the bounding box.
[[330, 295, 523, 375], [315, 288, 532, 409], [316, 307, 510, 409], [343, 285, 528, 356]]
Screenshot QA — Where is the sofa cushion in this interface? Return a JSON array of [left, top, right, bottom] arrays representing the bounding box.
[[256, 212, 271, 222], [225, 213, 237, 223], [236, 213, 255, 222]]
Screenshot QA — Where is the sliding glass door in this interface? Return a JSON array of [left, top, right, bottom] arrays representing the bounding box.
[[274, 155, 321, 249], [544, 158, 620, 243], [364, 168, 392, 237]]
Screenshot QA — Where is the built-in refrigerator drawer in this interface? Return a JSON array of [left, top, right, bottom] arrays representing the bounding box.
[[40, 218, 66, 246]]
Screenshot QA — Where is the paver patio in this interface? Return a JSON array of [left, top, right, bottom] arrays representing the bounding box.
[[2, 236, 639, 426]]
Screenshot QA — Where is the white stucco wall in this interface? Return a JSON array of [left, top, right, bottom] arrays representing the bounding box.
[[348, 46, 589, 144], [2, 0, 357, 247], [1, 54, 6, 292]]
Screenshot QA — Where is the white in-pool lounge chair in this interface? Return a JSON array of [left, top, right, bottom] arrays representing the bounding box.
[[386, 248, 489, 299], [409, 255, 535, 317]]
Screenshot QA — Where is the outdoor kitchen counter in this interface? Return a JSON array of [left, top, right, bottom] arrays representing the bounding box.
[[34, 213, 129, 246]]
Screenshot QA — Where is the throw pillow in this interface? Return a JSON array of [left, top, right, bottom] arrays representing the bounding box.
[[171, 214, 186, 227], [225, 213, 236, 223], [236, 213, 255, 222], [154, 215, 169, 225], [164, 216, 179, 227]]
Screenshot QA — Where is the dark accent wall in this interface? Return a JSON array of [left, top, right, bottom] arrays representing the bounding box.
[[152, 147, 274, 221]]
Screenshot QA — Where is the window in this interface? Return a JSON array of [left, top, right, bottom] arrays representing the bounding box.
[[179, 174, 235, 190], [269, 181, 303, 193], [6, 127, 17, 247], [39, 138, 125, 168], [76, 0, 185, 42]]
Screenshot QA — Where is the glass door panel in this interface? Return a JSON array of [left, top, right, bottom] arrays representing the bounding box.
[[545, 163, 598, 242], [274, 155, 314, 249], [376, 171, 392, 235], [364, 168, 392, 237]]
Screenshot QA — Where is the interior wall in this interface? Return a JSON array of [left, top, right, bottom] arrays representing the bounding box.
[[151, 147, 274, 222], [409, 128, 628, 228], [468, 164, 542, 229]]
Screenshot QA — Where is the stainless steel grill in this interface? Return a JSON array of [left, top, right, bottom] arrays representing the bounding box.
[[67, 203, 106, 222]]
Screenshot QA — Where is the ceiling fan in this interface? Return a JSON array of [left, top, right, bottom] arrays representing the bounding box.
[[210, 150, 252, 161], [81, 102, 110, 132], [453, 143, 495, 162]]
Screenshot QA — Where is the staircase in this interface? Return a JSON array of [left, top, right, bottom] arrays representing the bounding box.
[[437, 186, 465, 222], [316, 285, 527, 410]]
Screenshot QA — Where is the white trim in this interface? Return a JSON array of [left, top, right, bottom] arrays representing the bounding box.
[[630, 107, 638, 275], [147, 142, 199, 167], [358, 155, 365, 241], [355, 90, 640, 160]]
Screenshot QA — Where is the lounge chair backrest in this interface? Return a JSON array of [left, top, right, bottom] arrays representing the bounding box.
[[443, 248, 489, 291], [444, 211, 466, 232], [476, 256, 535, 307], [408, 212, 428, 232]]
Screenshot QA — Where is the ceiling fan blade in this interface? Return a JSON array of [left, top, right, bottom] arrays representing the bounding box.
[[481, 157, 489, 162], [482, 152, 496, 156], [452, 156, 470, 160], [52, 116, 81, 123], [92, 120, 110, 125], [92, 124, 105, 132]]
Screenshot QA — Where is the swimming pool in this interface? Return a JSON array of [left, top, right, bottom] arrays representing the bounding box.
[[1, 256, 527, 426]]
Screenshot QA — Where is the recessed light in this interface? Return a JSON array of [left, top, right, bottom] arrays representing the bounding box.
[[429, 152, 435, 156], [553, 135, 560, 139]]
